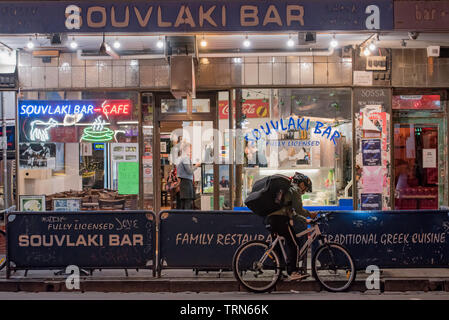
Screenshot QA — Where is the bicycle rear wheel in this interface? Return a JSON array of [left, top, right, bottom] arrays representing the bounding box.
[[232, 240, 281, 293], [0, 230, 6, 271], [312, 242, 355, 292]]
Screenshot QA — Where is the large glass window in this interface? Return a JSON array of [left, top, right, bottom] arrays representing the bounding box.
[[17, 91, 139, 211], [241, 88, 353, 208]]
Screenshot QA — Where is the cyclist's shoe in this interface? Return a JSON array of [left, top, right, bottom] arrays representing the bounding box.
[[287, 271, 310, 281]]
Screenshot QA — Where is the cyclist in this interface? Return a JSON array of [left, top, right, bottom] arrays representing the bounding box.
[[265, 172, 318, 281]]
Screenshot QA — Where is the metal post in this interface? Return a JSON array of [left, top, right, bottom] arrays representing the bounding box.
[[1, 92, 8, 209]]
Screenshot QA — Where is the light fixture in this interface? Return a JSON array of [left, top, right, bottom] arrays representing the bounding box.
[[369, 42, 376, 51], [243, 35, 251, 48], [233, 57, 242, 64], [330, 35, 338, 48], [156, 36, 164, 49], [200, 35, 207, 47], [287, 35, 295, 47], [113, 38, 121, 49], [27, 37, 34, 49], [69, 37, 78, 49], [363, 47, 371, 56]]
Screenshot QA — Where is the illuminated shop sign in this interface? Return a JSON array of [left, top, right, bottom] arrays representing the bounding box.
[[245, 116, 341, 145], [18, 100, 133, 144], [0, 0, 393, 34]]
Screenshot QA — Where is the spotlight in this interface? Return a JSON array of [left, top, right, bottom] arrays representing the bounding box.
[[113, 39, 121, 49], [27, 38, 34, 49], [363, 47, 371, 56], [330, 35, 338, 48], [200, 36, 207, 47], [287, 35, 295, 47], [369, 42, 376, 51], [69, 37, 78, 49], [156, 36, 164, 49], [243, 35, 251, 48]]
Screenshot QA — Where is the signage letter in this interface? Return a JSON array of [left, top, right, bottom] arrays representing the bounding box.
[[286, 5, 304, 26], [87, 6, 107, 28], [111, 6, 130, 28], [365, 5, 380, 30], [240, 5, 259, 27], [174, 5, 196, 28], [65, 5, 82, 30], [158, 6, 172, 27], [263, 5, 282, 26], [199, 5, 218, 27], [134, 6, 153, 27]]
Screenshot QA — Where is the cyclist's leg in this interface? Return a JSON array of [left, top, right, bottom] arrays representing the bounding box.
[[292, 219, 308, 273], [267, 215, 298, 275]]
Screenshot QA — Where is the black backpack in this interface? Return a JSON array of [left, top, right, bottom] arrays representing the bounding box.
[[244, 174, 292, 217]]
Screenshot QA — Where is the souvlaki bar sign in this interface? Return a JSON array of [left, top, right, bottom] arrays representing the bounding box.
[[0, 0, 393, 33], [245, 116, 341, 145]]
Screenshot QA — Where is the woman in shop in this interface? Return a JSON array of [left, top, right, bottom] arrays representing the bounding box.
[[176, 142, 201, 209]]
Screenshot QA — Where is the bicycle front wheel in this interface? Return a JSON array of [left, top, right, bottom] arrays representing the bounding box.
[[312, 242, 355, 292], [232, 240, 281, 293], [0, 230, 6, 271]]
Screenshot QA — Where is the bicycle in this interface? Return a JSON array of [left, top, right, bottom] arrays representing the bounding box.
[[232, 213, 356, 293]]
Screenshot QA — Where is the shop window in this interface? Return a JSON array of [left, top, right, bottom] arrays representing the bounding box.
[[241, 88, 353, 209], [161, 98, 210, 113], [17, 91, 140, 211], [392, 95, 441, 110]]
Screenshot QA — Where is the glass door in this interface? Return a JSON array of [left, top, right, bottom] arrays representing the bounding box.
[[393, 119, 445, 210], [154, 93, 219, 213]]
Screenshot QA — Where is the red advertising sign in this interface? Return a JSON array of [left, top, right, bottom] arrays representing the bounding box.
[[395, 1, 449, 30], [219, 100, 270, 119]]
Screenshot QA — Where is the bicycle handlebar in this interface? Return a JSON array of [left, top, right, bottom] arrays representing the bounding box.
[[310, 211, 329, 224]]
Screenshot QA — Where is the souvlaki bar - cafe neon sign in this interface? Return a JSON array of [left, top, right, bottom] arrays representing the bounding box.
[[18, 100, 133, 143]]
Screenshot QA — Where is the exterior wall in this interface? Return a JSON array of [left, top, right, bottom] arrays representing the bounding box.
[[17, 49, 352, 90]]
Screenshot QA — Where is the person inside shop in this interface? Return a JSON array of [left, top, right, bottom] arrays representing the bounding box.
[[176, 142, 201, 209], [395, 159, 419, 197], [245, 141, 267, 168], [219, 176, 229, 188], [265, 172, 317, 281], [166, 166, 181, 209]]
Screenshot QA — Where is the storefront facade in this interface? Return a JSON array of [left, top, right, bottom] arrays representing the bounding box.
[[0, 0, 448, 213]]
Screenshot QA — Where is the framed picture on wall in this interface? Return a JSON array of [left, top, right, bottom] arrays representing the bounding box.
[[19, 195, 46, 212], [52, 198, 81, 212]]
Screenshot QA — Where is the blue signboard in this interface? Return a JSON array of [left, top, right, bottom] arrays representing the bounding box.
[[316, 210, 449, 269], [6, 211, 156, 269], [0, 0, 393, 33]]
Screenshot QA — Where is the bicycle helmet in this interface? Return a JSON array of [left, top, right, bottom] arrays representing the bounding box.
[[291, 172, 312, 192]]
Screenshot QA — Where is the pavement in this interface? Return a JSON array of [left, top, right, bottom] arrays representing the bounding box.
[[1, 268, 449, 293]]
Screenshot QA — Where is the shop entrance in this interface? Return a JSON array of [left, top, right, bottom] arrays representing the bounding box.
[[394, 118, 445, 210], [153, 92, 220, 213]]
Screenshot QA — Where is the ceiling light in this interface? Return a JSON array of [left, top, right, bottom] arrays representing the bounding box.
[[287, 35, 295, 47], [113, 39, 121, 49], [27, 38, 34, 49], [330, 35, 338, 48], [243, 35, 251, 48], [156, 37, 164, 49], [363, 47, 371, 56], [69, 37, 78, 49], [200, 35, 207, 47], [369, 42, 376, 51]]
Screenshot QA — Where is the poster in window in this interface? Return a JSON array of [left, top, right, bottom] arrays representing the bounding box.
[[19, 195, 46, 212], [19, 143, 56, 169], [53, 198, 81, 212], [362, 139, 381, 166], [361, 193, 382, 211]]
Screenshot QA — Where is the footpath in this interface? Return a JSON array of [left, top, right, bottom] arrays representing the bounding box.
[[0, 268, 449, 293]]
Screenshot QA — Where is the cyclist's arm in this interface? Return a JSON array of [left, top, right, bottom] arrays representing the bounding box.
[[291, 187, 317, 220]]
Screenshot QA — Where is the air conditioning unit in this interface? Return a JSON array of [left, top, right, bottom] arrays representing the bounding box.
[[427, 46, 440, 57]]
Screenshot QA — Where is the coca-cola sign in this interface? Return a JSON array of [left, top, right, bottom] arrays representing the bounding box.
[[219, 100, 270, 119]]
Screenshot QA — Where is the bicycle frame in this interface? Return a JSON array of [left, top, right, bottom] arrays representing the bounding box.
[[258, 223, 325, 271]]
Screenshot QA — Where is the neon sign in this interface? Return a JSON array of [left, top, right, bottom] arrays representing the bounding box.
[[80, 116, 115, 142], [19, 100, 132, 117]]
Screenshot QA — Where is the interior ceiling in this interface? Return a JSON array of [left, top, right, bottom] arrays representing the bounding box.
[[1, 32, 449, 53]]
